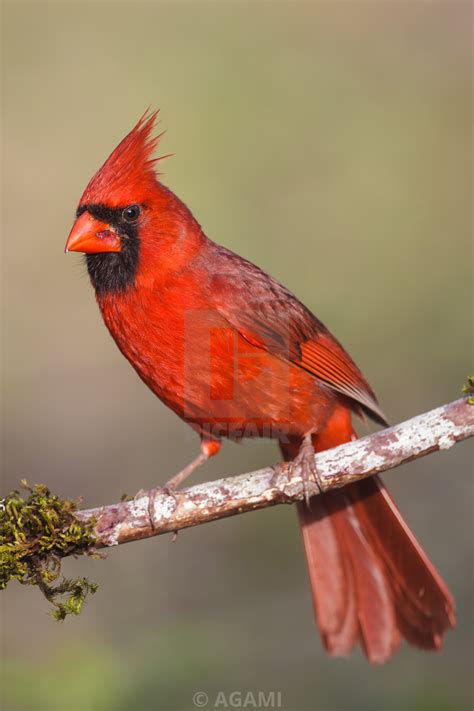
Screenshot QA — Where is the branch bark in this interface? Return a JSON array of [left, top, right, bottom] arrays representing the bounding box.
[[75, 398, 473, 548]]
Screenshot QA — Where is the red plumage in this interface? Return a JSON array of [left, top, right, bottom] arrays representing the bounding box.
[[80, 111, 162, 207], [66, 112, 455, 662]]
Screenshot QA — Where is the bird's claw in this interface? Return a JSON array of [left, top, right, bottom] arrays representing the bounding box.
[[288, 439, 323, 507], [145, 484, 178, 534]]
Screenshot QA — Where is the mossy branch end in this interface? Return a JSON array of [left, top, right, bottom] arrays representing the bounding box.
[[0, 482, 99, 620], [462, 375, 474, 405]]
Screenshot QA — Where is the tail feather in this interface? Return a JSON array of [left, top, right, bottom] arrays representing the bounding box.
[[281, 416, 455, 663], [297, 488, 402, 663], [297, 496, 359, 655], [347, 477, 455, 649]]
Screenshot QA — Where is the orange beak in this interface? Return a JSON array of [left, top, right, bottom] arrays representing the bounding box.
[[65, 211, 121, 254]]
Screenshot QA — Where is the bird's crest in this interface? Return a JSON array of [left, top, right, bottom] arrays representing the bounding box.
[[80, 110, 167, 206]]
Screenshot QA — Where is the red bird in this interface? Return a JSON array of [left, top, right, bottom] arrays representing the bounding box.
[[66, 112, 455, 662]]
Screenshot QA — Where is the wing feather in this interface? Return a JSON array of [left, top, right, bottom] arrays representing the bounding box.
[[208, 246, 387, 426]]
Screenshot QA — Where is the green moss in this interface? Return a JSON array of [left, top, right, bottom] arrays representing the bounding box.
[[0, 480, 99, 619], [462, 375, 474, 405]]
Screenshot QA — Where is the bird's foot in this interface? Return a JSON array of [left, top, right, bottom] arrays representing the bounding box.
[[134, 485, 178, 538], [138, 442, 220, 539], [288, 435, 324, 507]]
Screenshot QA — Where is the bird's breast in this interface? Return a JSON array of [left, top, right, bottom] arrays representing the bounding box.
[[97, 282, 333, 440]]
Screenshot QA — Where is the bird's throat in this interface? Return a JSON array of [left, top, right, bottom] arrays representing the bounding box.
[[86, 246, 139, 294]]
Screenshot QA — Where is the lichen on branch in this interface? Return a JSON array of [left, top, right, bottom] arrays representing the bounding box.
[[0, 481, 99, 620]]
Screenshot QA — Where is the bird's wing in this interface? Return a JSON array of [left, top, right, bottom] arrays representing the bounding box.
[[209, 249, 387, 426]]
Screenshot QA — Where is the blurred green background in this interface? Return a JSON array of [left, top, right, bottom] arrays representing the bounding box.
[[2, 1, 472, 710]]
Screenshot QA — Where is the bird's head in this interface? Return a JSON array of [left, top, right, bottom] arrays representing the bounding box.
[[65, 111, 203, 294]]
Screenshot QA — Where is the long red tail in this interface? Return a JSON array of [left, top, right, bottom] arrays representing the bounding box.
[[280, 409, 456, 663]]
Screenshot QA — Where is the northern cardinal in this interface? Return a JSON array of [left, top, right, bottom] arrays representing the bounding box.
[[66, 112, 455, 662]]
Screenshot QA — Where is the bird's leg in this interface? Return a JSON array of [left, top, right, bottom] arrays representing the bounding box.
[[288, 432, 324, 506], [164, 450, 209, 490], [147, 437, 221, 532]]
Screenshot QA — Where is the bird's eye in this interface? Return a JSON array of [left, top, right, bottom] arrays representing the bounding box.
[[122, 205, 141, 223]]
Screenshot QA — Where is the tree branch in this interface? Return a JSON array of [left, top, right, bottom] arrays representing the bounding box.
[[75, 398, 473, 548]]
